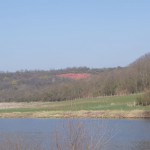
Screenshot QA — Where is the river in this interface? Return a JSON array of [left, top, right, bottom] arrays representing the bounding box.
[[0, 119, 149, 150]]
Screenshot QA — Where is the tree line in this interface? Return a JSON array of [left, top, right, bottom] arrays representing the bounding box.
[[0, 53, 150, 102]]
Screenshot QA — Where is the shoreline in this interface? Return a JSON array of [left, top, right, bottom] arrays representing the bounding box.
[[0, 110, 150, 119]]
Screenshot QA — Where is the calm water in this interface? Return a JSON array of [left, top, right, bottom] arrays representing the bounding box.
[[0, 118, 150, 150]]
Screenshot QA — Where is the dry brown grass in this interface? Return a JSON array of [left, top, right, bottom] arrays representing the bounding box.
[[0, 102, 51, 109], [0, 110, 150, 118]]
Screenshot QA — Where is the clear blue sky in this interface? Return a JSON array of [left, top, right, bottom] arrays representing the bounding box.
[[0, 0, 150, 72]]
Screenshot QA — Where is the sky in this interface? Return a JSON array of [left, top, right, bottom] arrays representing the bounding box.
[[0, 0, 150, 72]]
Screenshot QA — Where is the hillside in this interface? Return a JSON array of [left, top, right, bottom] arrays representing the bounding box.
[[0, 53, 150, 102]]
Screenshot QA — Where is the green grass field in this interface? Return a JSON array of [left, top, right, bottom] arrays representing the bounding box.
[[0, 93, 150, 118], [0, 93, 150, 114]]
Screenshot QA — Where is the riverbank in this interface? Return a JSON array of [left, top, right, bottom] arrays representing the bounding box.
[[0, 94, 150, 118], [0, 110, 150, 119]]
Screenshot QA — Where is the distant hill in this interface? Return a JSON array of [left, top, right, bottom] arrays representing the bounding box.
[[129, 53, 150, 67], [0, 53, 150, 102]]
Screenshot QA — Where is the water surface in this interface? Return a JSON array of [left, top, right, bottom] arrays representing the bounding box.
[[0, 119, 150, 150]]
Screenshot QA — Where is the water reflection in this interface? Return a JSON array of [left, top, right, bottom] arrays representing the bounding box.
[[133, 141, 150, 150], [0, 119, 149, 150]]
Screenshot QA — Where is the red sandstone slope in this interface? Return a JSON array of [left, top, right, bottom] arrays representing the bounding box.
[[56, 73, 90, 80]]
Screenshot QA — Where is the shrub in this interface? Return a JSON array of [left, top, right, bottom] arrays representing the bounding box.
[[52, 120, 116, 150], [136, 90, 150, 106]]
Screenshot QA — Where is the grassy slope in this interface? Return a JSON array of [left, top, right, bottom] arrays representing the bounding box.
[[0, 94, 150, 118]]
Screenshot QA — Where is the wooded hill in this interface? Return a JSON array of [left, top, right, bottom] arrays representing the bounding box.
[[0, 53, 150, 102]]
